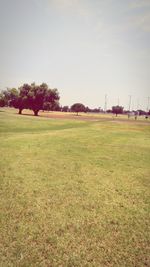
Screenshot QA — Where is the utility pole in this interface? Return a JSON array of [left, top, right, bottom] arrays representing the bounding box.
[[117, 97, 120, 106], [104, 94, 107, 112], [128, 95, 132, 119], [136, 98, 139, 110], [147, 97, 150, 112], [132, 100, 134, 111], [128, 95, 132, 112]]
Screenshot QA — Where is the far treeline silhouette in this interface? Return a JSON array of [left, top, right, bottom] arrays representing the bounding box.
[[0, 83, 150, 116]]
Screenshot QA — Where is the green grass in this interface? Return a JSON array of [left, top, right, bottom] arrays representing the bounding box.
[[0, 108, 150, 267]]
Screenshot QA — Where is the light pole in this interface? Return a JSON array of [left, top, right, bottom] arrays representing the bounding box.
[[104, 94, 107, 112], [117, 97, 120, 106], [147, 97, 150, 112], [128, 95, 132, 119], [128, 95, 132, 112], [136, 98, 139, 110]]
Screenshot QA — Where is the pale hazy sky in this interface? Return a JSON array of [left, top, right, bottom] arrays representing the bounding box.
[[0, 0, 150, 110]]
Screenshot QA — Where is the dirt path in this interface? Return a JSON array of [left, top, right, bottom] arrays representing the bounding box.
[[39, 112, 150, 125]]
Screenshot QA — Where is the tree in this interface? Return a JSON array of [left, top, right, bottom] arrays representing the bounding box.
[[52, 101, 61, 111], [11, 83, 60, 116], [91, 108, 100, 113], [71, 103, 85, 115], [0, 88, 18, 107], [43, 100, 60, 111], [62, 106, 69, 112], [84, 106, 90, 113], [137, 109, 147, 116], [106, 109, 112, 113], [12, 84, 31, 114], [42, 86, 60, 112], [112, 105, 124, 116], [0, 93, 5, 107]]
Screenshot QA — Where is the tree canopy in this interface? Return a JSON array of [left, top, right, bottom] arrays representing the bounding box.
[[112, 105, 124, 116], [10, 83, 60, 116], [71, 103, 86, 115], [62, 106, 69, 112], [0, 88, 18, 107], [0, 93, 5, 107]]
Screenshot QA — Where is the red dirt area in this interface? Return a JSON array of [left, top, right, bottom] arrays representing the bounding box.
[[38, 112, 150, 125], [40, 112, 104, 121]]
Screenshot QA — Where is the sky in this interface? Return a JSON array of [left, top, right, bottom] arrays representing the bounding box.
[[0, 0, 150, 110]]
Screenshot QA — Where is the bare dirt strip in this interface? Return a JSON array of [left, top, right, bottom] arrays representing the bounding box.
[[38, 112, 150, 125]]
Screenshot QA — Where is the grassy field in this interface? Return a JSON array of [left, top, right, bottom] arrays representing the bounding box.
[[0, 108, 150, 267]]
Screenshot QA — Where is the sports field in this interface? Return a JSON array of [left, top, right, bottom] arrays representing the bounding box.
[[0, 108, 150, 267]]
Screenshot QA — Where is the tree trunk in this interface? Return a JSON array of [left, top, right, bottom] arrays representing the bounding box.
[[34, 110, 39, 116], [18, 109, 22, 114]]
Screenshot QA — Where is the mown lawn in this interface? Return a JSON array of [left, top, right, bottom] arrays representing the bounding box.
[[0, 108, 150, 267]]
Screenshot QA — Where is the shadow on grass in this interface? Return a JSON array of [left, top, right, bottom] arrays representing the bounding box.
[[17, 113, 43, 118]]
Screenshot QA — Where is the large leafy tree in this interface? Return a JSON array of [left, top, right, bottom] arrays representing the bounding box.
[[11, 84, 31, 114], [0, 93, 5, 107], [12, 83, 60, 116], [112, 105, 124, 116], [1, 88, 18, 107], [42, 84, 60, 112], [71, 103, 86, 115]]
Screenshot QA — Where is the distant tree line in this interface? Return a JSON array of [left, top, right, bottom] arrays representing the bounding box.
[[62, 104, 150, 116], [0, 84, 150, 116]]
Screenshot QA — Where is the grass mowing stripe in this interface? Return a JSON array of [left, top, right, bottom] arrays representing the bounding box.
[[0, 108, 150, 266]]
